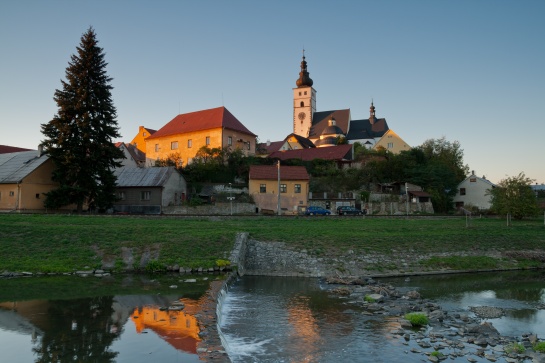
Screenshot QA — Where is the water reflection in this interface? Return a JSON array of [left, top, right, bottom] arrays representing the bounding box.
[[0, 275, 216, 363]]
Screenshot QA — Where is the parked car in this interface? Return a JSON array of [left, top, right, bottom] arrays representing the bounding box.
[[305, 206, 331, 216], [337, 206, 364, 215]]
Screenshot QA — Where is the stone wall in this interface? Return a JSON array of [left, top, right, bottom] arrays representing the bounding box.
[[163, 202, 257, 215]]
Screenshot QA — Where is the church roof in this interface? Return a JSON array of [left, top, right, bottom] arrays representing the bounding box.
[[310, 109, 351, 139], [346, 118, 389, 141], [269, 144, 352, 162], [147, 106, 256, 139], [249, 165, 309, 181]]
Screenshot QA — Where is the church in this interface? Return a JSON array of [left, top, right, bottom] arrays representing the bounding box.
[[291, 53, 410, 153]]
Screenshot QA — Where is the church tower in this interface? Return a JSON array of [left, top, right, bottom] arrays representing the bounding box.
[[293, 52, 316, 137]]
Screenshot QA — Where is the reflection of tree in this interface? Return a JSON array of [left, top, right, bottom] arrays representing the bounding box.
[[33, 296, 119, 363]]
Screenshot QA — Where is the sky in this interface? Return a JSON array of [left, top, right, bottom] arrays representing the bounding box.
[[1, 0, 544, 184]]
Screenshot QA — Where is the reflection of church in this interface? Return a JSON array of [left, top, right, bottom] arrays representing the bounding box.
[[292, 52, 410, 153]]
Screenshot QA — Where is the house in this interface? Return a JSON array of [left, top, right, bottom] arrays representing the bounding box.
[[292, 53, 409, 153], [268, 144, 353, 163], [144, 106, 257, 167], [257, 133, 315, 156], [113, 167, 187, 214], [0, 150, 62, 211], [249, 164, 309, 215], [130, 126, 157, 153], [453, 171, 497, 210], [115, 142, 146, 168]]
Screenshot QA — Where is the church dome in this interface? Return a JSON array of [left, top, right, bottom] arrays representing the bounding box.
[[296, 54, 313, 88], [321, 117, 343, 136]]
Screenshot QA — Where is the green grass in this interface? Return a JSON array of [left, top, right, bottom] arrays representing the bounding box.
[[420, 256, 499, 270], [505, 342, 526, 354], [1, 214, 544, 273], [404, 312, 429, 326], [534, 342, 545, 353]]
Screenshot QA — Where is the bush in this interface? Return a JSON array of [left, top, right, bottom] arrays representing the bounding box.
[[505, 342, 525, 354], [534, 342, 545, 353], [216, 259, 231, 267], [404, 312, 428, 327], [364, 295, 375, 303]]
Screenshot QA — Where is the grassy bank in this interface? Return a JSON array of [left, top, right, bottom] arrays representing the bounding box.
[[1, 214, 544, 273]]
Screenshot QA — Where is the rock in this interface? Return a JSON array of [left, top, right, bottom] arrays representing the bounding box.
[[94, 269, 104, 274], [468, 322, 500, 337], [185, 279, 197, 283], [169, 285, 177, 289], [470, 306, 505, 319], [367, 293, 384, 302], [406, 290, 421, 299]]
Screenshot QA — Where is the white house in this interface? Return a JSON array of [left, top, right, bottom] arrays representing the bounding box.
[[453, 171, 497, 211]]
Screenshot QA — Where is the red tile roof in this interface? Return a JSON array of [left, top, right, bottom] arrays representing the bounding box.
[[269, 144, 352, 161], [0, 145, 33, 154], [147, 106, 256, 139], [249, 165, 309, 181]]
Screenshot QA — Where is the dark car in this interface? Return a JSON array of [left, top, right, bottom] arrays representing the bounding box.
[[305, 206, 331, 216], [337, 206, 364, 215]]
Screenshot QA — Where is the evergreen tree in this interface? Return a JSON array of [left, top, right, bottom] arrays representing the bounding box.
[[41, 27, 124, 212]]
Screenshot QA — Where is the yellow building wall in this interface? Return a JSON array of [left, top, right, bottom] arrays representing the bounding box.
[[0, 159, 65, 211], [374, 129, 410, 154], [130, 126, 155, 153], [145, 128, 255, 167], [249, 178, 309, 214]]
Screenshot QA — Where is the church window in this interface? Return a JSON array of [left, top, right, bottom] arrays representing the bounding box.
[[171, 141, 178, 150], [300, 101, 304, 107], [299, 92, 301, 96], [304, 91, 307, 95]]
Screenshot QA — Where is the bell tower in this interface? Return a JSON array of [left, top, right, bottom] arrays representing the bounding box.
[[293, 51, 316, 137]]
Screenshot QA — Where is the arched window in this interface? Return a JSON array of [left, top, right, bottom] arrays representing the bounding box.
[[300, 101, 304, 107]]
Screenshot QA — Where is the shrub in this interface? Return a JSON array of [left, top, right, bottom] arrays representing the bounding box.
[[505, 342, 525, 354], [534, 342, 545, 353], [430, 351, 444, 358], [364, 295, 375, 303], [145, 260, 166, 273], [404, 312, 428, 327], [216, 259, 231, 267]]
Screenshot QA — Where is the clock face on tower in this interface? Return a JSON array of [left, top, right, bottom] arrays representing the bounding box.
[[298, 112, 306, 121]]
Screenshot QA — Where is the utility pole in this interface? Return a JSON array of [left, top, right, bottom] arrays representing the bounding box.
[[277, 160, 281, 216], [405, 182, 409, 217]]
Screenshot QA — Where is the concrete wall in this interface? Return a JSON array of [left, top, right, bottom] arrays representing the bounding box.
[[163, 202, 257, 215]]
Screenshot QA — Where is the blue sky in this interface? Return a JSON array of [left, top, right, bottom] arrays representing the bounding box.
[[1, 1, 544, 183]]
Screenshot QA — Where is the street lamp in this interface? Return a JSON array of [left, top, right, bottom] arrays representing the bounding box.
[[405, 182, 409, 217], [228, 183, 233, 215], [277, 160, 281, 216]]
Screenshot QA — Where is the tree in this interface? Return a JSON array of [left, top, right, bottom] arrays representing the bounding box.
[[488, 172, 539, 220], [41, 27, 124, 212]]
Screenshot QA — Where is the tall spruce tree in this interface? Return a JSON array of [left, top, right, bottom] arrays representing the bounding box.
[[41, 27, 124, 212]]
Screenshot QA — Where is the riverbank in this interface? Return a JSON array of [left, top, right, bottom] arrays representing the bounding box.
[[1, 214, 545, 275]]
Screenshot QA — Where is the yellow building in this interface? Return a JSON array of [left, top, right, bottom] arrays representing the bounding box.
[[130, 126, 157, 153], [374, 129, 410, 154], [144, 106, 257, 167], [0, 150, 65, 212], [249, 164, 309, 214]]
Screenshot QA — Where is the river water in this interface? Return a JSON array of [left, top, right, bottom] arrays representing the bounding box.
[[219, 271, 545, 363], [1, 270, 544, 363]]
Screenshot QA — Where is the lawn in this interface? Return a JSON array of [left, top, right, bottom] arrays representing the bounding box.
[[1, 214, 544, 273]]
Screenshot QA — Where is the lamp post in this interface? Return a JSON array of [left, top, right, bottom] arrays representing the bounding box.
[[228, 183, 233, 216], [277, 160, 281, 216]]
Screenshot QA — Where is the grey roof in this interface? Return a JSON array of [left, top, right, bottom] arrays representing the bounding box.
[[114, 166, 178, 187], [0, 150, 49, 184], [310, 109, 351, 139], [346, 118, 389, 141]]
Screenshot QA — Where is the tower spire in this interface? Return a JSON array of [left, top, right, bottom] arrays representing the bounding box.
[[296, 50, 313, 88]]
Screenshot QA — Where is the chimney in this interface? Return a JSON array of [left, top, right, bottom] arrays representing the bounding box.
[[38, 144, 44, 157], [471, 170, 475, 176], [266, 139, 271, 146]]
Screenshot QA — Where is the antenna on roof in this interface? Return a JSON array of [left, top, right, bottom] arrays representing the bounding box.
[[222, 92, 224, 106]]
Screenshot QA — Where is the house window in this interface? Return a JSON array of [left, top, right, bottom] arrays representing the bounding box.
[[387, 142, 394, 149], [260, 184, 266, 193], [470, 178, 477, 182], [280, 184, 287, 193], [143, 132, 147, 137], [141, 191, 151, 201], [35, 193, 40, 199], [206, 136, 210, 145], [247, 141, 251, 150], [460, 188, 466, 196], [294, 184, 301, 193], [155, 144, 159, 152], [117, 192, 125, 201], [9, 191, 14, 197], [188, 139, 192, 148], [228, 136, 232, 146], [0, 192, 2, 200], [171, 141, 178, 150]]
